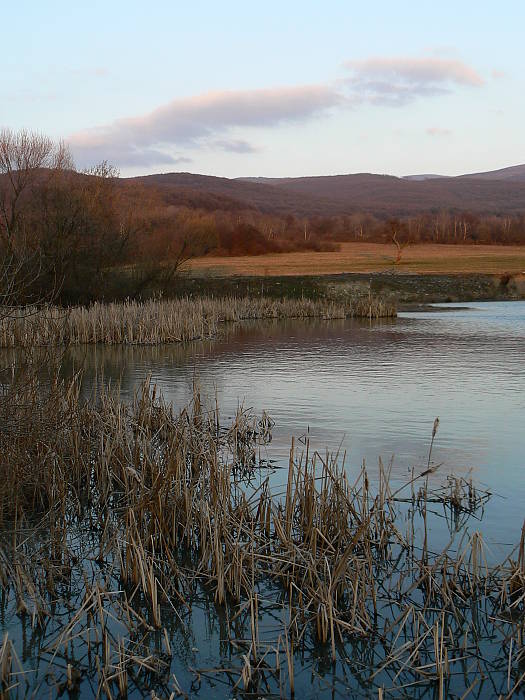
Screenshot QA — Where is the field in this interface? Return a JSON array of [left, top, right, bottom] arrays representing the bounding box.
[[188, 242, 525, 277]]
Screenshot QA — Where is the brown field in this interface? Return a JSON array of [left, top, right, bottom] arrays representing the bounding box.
[[187, 242, 525, 277]]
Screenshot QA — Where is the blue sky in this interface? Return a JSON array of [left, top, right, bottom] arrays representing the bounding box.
[[2, 0, 524, 177]]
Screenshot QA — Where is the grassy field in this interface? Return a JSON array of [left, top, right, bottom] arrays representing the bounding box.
[[187, 242, 525, 277]]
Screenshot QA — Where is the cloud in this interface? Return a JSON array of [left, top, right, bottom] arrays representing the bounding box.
[[426, 127, 452, 137], [113, 150, 192, 167], [69, 84, 340, 167], [68, 55, 483, 168], [491, 69, 506, 80], [208, 138, 259, 154], [343, 56, 483, 105], [72, 144, 192, 168]]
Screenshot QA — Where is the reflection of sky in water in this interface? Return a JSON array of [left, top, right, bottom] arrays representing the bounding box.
[[63, 301, 525, 550]]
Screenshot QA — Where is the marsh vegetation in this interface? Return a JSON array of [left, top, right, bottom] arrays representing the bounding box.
[[0, 295, 396, 348], [0, 367, 523, 698]]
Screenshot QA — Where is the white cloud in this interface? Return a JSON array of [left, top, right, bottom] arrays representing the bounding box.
[[68, 55, 483, 168], [343, 56, 483, 105], [426, 127, 452, 137], [69, 85, 340, 167], [208, 139, 259, 153]]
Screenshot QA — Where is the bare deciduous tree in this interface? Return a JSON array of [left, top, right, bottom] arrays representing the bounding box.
[[0, 128, 72, 246], [389, 220, 411, 266]]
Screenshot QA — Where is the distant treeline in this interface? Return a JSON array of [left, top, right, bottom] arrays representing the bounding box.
[[152, 208, 525, 256], [135, 171, 525, 250], [322, 211, 525, 245]]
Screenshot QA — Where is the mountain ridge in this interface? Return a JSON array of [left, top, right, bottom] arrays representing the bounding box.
[[128, 164, 525, 217], [403, 164, 525, 181]]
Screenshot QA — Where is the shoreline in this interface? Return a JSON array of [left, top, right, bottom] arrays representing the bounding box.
[[174, 270, 525, 305]]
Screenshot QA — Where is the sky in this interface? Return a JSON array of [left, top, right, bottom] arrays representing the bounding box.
[[2, 0, 524, 178]]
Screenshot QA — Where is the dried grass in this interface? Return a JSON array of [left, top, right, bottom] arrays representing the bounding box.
[[0, 295, 396, 348]]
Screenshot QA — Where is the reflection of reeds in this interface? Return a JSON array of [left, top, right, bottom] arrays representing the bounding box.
[[0, 295, 396, 348], [0, 372, 523, 697]]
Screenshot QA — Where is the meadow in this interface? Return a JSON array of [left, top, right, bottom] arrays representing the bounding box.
[[188, 242, 525, 277]]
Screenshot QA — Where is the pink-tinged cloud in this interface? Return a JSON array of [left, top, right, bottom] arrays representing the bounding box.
[[68, 57, 484, 168], [426, 127, 452, 137], [69, 85, 341, 167], [209, 139, 259, 154], [344, 56, 483, 105]]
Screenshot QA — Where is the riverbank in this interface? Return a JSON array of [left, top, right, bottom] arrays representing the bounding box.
[[171, 269, 525, 305]]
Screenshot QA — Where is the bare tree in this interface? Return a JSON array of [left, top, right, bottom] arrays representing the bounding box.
[[0, 128, 72, 246], [389, 220, 411, 266], [0, 131, 74, 440], [0, 130, 147, 303]]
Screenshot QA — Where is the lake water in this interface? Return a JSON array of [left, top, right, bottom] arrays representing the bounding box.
[[69, 300, 525, 552]]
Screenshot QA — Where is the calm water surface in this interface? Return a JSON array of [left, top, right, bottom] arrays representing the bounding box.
[[70, 300, 524, 549]]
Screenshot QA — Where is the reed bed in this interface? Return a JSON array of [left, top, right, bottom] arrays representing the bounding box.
[[0, 372, 522, 698], [0, 294, 396, 347]]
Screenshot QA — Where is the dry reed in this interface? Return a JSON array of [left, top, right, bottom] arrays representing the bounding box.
[[0, 294, 396, 348], [0, 371, 522, 698]]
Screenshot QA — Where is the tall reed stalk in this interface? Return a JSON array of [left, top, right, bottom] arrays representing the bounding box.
[[0, 294, 396, 348]]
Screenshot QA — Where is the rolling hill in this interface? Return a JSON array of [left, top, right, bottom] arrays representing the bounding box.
[[131, 165, 525, 217], [456, 164, 525, 181], [403, 164, 525, 182]]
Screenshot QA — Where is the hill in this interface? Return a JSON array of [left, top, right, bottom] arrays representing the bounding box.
[[403, 164, 525, 182], [402, 174, 448, 181], [235, 172, 525, 216], [456, 164, 525, 182], [131, 172, 340, 216], [130, 167, 525, 218]]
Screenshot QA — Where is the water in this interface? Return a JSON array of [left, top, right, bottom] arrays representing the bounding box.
[[69, 300, 525, 550]]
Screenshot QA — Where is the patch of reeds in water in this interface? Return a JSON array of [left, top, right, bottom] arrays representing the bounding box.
[[0, 294, 396, 347], [0, 373, 523, 698]]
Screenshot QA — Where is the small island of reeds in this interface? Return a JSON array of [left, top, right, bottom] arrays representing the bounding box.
[[0, 294, 396, 348]]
